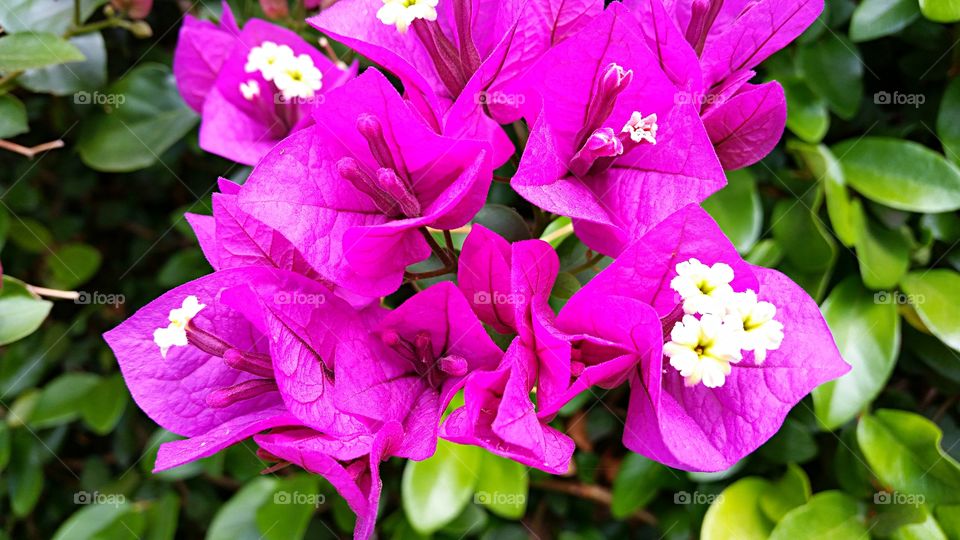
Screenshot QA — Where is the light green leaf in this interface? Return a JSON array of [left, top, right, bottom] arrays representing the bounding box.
[[475, 452, 528, 519], [20, 32, 107, 95], [256, 475, 321, 540], [52, 502, 146, 540], [745, 239, 783, 268], [611, 453, 672, 519], [849, 0, 919, 41], [702, 169, 762, 253], [701, 478, 773, 540], [812, 277, 900, 430], [900, 270, 960, 352], [77, 63, 198, 172], [0, 276, 53, 346], [852, 203, 911, 290], [540, 216, 573, 248], [759, 464, 811, 522], [833, 137, 960, 212], [789, 141, 857, 246], [783, 79, 830, 143], [769, 491, 867, 539], [207, 477, 278, 540], [0, 0, 105, 34], [889, 506, 947, 540], [0, 32, 84, 71], [858, 409, 960, 504], [0, 94, 28, 138], [920, 0, 960, 22], [798, 34, 863, 120], [402, 440, 481, 534]]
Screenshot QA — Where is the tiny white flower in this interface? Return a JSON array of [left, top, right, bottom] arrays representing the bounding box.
[[724, 290, 784, 364], [670, 258, 735, 315], [377, 0, 439, 33], [240, 80, 261, 101], [245, 41, 295, 81], [273, 53, 324, 100], [622, 111, 658, 145], [663, 314, 742, 388], [153, 295, 205, 359]]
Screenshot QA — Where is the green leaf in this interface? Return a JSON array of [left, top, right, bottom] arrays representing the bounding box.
[[745, 239, 783, 268], [0, 94, 28, 138], [207, 477, 278, 540], [783, 79, 830, 143], [935, 506, 960, 538], [256, 475, 321, 540], [812, 277, 900, 430], [835, 427, 875, 498], [80, 374, 129, 435], [540, 216, 573, 248], [0, 0, 104, 34], [858, 409, 960, 504], [144, 492, 180, 540], [473, 204, 531, 242], [920, 0, 960, 22], [833, 137, 960, 212], [46, 242, 102, 289], [402, 440, 481, 534], [769, 491, 867, 539], [772, 199, 837, 273], [852, 204, 911, 290], [20, 32, 107, 95], [900, 270, 960, 352], [475, 452, 528, 519], [789, 141, 857, 247], [0, 32, 84, 71], [759, 464, 811, 522], [889, 506, 947, 540], [0, 276, 53, 346], [702, 169, 762, 253], [937, 78, 960, 164], [849, 0, 919, 41], [52, 502, 146, 540], [29, 372, 101, 428], [758, 419, 818, 464], [7, 217, 53, 253], [701, 478, 773, 540], [8, 431, 44, 517], [611, 453, 671, 519], [77, 63, 198, 172], [798, 34, 863, 120]]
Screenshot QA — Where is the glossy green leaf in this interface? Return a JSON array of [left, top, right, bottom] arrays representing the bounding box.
[[611, 453, 672, 519], [833, 137, 960, 212], [540, 216, 573, 248], [52, 502, 146, 540], [256, 475, 321, 540], [77, 63, 198, 172], [858, 409, 960, 504], [702, 169, 762, 253], [8, 431, 44, 517], [0, 94, 28, 138], [29, 372, 101, 428], [937, 78, 960, 164], [46, 242, 102, 289], [402, 440, 481, 534], [0, 0, 104, 34], [920, 0, 960, 22], [783, 79, 830, 143], [207, 477, 278, 540], [812, 277, 900, 430], [0, 276, 53, 346], [852, 204, 910, 290], [475, 452, 528, 519], [900, 270, 960, 352], [769, 491, 867, 539], [849, 0, 919, 42], [80, 374, 129, 435], [791, 141, 857, 246], [745, 239, 783, 268], [759, 464, 811, 522], [473, 204, 531, 242], [0, 32, 84, 71], [20, 32, 107, 95], [772, 199, 837, 273], [798, 34, 863, 119], [889, 506, 947, 540], [701, 478, 773, 540]]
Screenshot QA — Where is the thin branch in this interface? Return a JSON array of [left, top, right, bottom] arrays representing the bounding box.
[[0, 138, 65, 159], [26, 285, 80, 301], [533, 479, 658, 525]]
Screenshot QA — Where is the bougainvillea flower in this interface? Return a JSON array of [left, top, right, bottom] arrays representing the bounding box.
[[624, 0, 820, 169], [173, 2, 356, 165], [572, 204, 849, 471], [104, 268, 304, 471], [255, 423, 403, 540], [309, 0, 601, 127], [238, 69, 494, 297], [511, 4, 726, 257]]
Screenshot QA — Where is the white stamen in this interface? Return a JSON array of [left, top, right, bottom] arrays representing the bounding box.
[[670, 258, 735, 315], [377, 0, 439, 33], [240, 80, 260, 101], [153, 295, 205, 359], [622, 111, 658, 144]]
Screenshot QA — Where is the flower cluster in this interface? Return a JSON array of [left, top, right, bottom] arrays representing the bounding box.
[[109, 1, 850, 538]]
